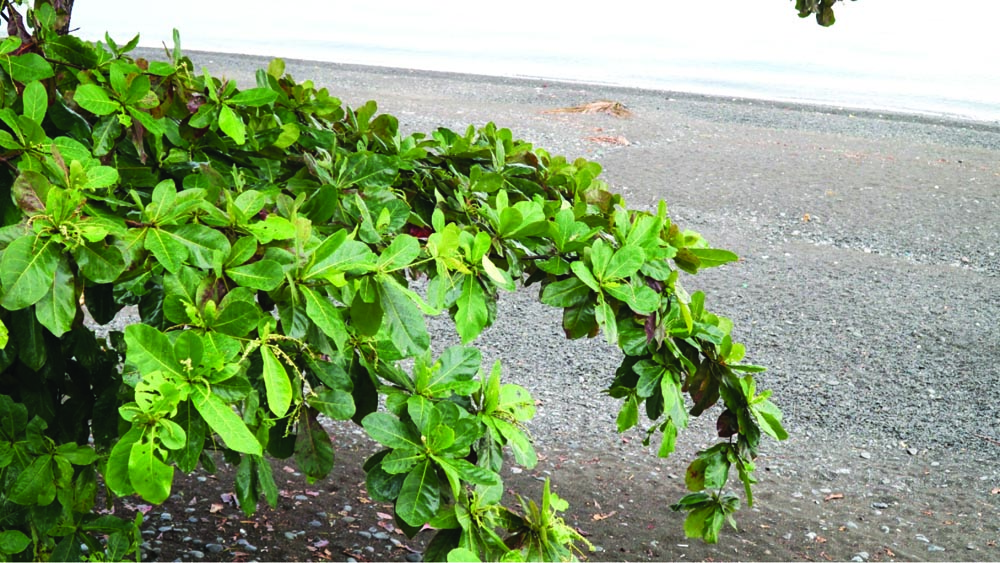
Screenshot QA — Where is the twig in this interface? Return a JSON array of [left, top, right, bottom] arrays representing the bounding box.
[[975, 434, 1000, 447]]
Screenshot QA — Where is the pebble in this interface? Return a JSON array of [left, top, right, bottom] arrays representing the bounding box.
[[316, 511, 327, 518], [845, 521, 859, 530], [205, 543, 224, 554], [341, 516, 357, 524], [236, 539, 257, 552], [373, 532, 389, 540], [967, 544, 977, 550], [880, 525, 891, 533], [196, 476, 207, 482], [347, 559, 358, 563], [188, 551, 204, 560], [871, 502, 889, 509], [158, 526, 173, 533], [928, 545, 945, 552], [160, 513, 173, 521], [184, 508, 196, 513], [405, 553, 422, 562], [851, 557, 864, 562], [283, 532, 296, 541], [358, 531, 372, 539], [343, 505, 353, 512], [188, 517, 198, 524], [860, 451, 872, 460], [915, 534, 930, 542], [855, 551, 869, 560], [294, 495, 309, 501], [309, 520, 323, 528], [906, 447, 918, 455]]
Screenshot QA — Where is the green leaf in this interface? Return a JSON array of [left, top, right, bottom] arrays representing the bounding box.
[[604, 281, 659, 314], [377, 234, 420, 271], [616, 393, 639, 432], [595, 295, 618, 345], [0, 530, 31, 555], [145, 228, 187, 274], [72, 241, 126, 284], [305, 231, 376, 281], [261, 345, 292, 417], [128, 438, 173, 504], [294, 409, 334, 482], [751, 399, 788, 441], [124, 324, 183, 379], [228, 87, 279, 107], [688, 248, 739, 269], [570, 260, 600, 293], [362, 412, 422, 450], [454, 275, 488, 344], [105, 428, 141, 496], [301, 287, 348, 350], [397, 459, 440, 527], [21, 81, 47, 124], [447, 547, 482, 563], [307, 387, 355, 421], [165, 224, 231, 270], [0, 52, 54, 82], [600, 245, 645, 282], [218, 104, 246, 145], [73, 84, 119, 116], [35, 257, 75, 337], [192, 388, 262, 455], [226, 260, 284, 290], [210, 300, 261, 337], [8, 455, 55, 505], [0, 235, 60, 310], [378, 277, 430, 355], [540, 277, 592, 308]]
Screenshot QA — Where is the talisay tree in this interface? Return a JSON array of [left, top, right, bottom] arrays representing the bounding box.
[[0, 4, 786, 561]]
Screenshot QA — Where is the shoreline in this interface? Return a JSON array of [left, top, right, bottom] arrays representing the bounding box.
[[138, 46, 1000, 133]]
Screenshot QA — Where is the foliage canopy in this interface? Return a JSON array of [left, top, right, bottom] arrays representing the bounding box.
[[0, 2, 787, 561]]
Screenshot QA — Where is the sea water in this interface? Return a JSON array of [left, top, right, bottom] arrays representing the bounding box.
[[70, 0, 998, 123]]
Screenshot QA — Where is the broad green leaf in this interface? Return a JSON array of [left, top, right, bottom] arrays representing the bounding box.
[[447, 547, 482, 563], [124, 324, 183, 379], [307, 387, 355, 420], [210, 300, 261, 337], [72, 241, 125, 284], [688, 248, 739, 269], [21, 81, 47, 124], [616, 393, 639, 432], [294, 409, 334, 482], [600, 245, 645, 282], [128, 439, 172, 504], [1, 52, 54, 82], [377, 234, 420, 270], [378, 277, 430, 355], [570, 260, 600, 293], [397, 459, 440, 527], [35, 257, 75, 337], [481, 255, 515, 291], [454, 275, 488, 344], [362, 412, 422, 450], [226, 260, 283, 290], [0, 530, 30, 555], [105, 427, 141, 496], [165, 223, 230, 270], [144, 228, 187, 273], [0, 319, 7, 349], [73, 84, 118, 116], [92, 116, 122, 156], [228, 87, 279, 107], [192, 388, 262, 455], [301, 287, 348, 350], [261, 345, 292, 417], [0, 235, 60, 310], [218, 104, 246, 145], [540, 276, 591, 308], [491, 417, 537, 467], [751, 400, 788, 441], [595, 295, 618, 345], [8, 455, 55, 505], [382, 446, 425, 475], [305, 231, 376, 281], [604, 281, 659, 314]]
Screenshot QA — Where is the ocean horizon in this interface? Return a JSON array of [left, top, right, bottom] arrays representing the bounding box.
[[69, 1, 999, 123]]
